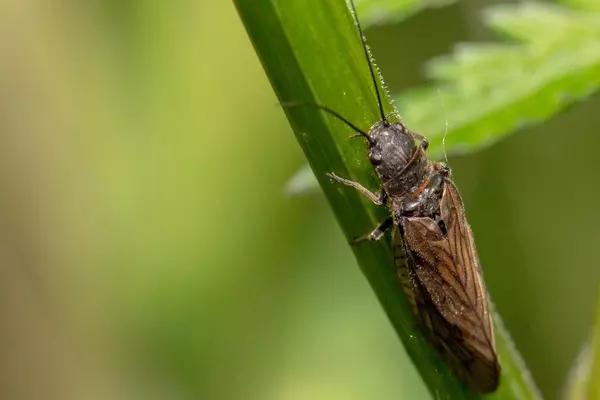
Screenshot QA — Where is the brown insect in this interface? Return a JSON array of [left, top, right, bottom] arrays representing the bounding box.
[[327, 125, 499, 393], [285, 0, 500, 394]]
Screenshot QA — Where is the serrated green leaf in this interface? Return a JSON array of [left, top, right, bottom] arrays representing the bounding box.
[[486, 3, 600, 46], [356, 0, 458, 26], [284, 164, 319, 197], [397, 2, 600, 159]]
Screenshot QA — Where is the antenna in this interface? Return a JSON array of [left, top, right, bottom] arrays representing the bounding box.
[[282, 100, 372, 142], [348, 0, 387, 124], [437, 88, 450, 166]]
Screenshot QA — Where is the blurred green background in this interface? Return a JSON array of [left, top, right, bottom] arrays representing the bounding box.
[[1, 0, 598, 399]]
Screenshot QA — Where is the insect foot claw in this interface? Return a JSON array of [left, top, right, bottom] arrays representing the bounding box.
[[350, 237, 368, 246], [350, 236, 362, 245], [326, 172, 344, 183]]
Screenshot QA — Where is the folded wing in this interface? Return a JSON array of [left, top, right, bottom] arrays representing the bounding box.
[[399, 179, 499, 394]]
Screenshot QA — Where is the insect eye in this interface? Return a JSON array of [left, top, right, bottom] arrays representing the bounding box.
[[369, 153, 383, 165]]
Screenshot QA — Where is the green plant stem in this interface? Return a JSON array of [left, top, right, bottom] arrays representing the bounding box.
[[234, 0, 540, 398]]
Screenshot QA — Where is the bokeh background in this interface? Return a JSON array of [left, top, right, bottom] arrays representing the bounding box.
[[1, 0, 598, 399]]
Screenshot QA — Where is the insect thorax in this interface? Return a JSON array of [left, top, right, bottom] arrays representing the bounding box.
[[389, 161, 447, 220], [367, 122, 433, 199]]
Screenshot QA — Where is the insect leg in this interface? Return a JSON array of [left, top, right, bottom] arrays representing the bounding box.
[[327, 172, 387, 205], [351, 217, 393, 244]]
